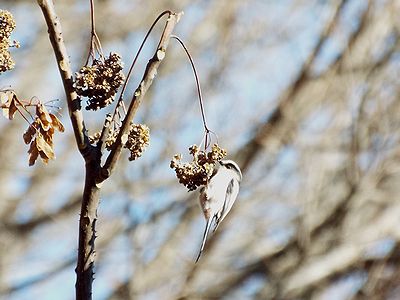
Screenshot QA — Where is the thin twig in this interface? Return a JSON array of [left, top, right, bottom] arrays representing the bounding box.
[[99, 11, 183, 181], [120, 10, 172, 98], [85, 0, 104, 65], [97, 11, 172, 152], [13, 97, 36, 123]]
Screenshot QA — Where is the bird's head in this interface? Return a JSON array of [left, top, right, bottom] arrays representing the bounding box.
[[219, 160, 242, 181]]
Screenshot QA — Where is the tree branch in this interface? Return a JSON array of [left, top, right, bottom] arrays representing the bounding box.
[[37, 3, 179, 299], [37, 0, 90, 156], [75, 160, 101, 300]]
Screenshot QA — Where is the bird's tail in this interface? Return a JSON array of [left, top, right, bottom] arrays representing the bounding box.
[[213, 219, 220, 233], [195, 216, 215, 263]]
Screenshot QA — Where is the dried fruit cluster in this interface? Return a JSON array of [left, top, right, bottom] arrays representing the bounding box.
[[23, 104, 65, 166], [88, 127, 123, 150], [75, 52, 125, 111], [124, 123, 150, 161], [88, 131, 101, 145], [170, 143, 227, 191], [89, 123, 150, 161], [0, 10, 19, 73]]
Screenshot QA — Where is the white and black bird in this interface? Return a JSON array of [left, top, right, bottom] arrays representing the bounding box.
[[196, 159, 242, 262]]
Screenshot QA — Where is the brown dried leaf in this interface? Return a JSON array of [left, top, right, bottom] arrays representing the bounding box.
[[50, 113, 65, 132], [42, 127, 54, 146], [28, 139, 39, 166], [38, 150, 50, 164], [0, 91, 8, 104], [6, 91, 14, 103], [8, 95, 18, 120], [36, 133, 55, 160], [36, 104, 52, 131], [23, 124, 36, 144], [1, 91, 13, 118]]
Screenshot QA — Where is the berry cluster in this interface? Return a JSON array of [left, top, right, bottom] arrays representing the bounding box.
[[105, 127, 119, 151], [124, 123, 150, 161], [75, 52, 125, 110], [89, 123, 150, 161], [88, 129, 118, 150], [88, 131, 101, 145], [170, 144, 227, 191], [0, 10, 19, 73]]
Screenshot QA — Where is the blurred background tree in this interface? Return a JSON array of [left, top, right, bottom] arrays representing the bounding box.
[[1, 0, 400, 299]]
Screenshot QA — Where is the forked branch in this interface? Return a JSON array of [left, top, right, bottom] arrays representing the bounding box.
[[37, 2, 182, 299]]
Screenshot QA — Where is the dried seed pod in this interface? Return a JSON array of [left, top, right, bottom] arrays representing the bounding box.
[[0, 10, 18, 73], [0, 47, 14, 73], [124, 123, 150, 161], [75, 52, 125, 111], [88, 131, 101, 145], [24, 103, 64, 166], [170, 143, 227, 191], [0, 10, 15, 40], [105, 128, 120, 151], [92, 122, 150, 160], [88, 128, 119, 149]]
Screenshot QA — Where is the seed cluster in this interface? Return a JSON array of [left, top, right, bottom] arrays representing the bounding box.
[[88, 129, 118, 150], [0, 10, 15, 40], [124, 123, 150, 161], [75, 52, 125, 111], [88, 131, 101, 145], [88, 123, 150, 161], [105, 127, 119, 150], [0, 10, 18, 73], [170, 144, 227, 191]]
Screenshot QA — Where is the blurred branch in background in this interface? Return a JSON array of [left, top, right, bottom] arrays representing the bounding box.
[[1, 0, 400, 299]]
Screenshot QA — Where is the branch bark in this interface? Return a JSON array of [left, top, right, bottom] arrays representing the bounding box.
[[37, 0, 90, 155], [75, 159, 101, 300]]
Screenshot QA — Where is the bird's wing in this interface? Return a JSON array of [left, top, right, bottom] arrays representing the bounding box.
[[213, 178, 240, 232]]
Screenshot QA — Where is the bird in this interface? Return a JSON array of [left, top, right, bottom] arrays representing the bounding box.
[[196, 159, 242, 262]]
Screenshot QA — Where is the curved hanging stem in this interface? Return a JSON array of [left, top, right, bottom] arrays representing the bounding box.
[[119, 10, 172, 99], [170, 35, 216, 150], [98, 10, 172, 150]]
